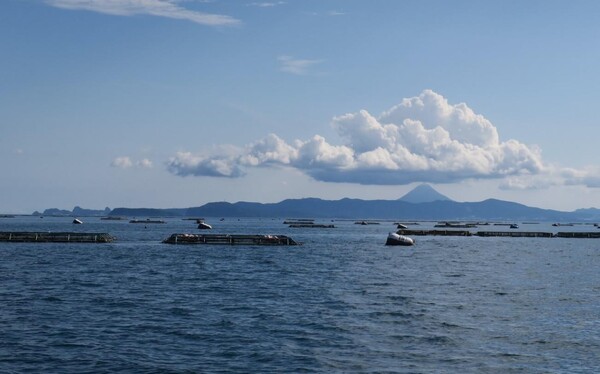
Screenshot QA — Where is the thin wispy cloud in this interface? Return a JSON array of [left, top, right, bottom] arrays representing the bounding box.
[[248, 1, 285, 7], [45, 0, 241, 26], [165, 90, 600, 189], [305, 10, 346, 17], [277, 55, 323, 75]]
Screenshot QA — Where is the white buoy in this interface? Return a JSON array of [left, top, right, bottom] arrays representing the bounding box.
[[385, 232, 415, 246]]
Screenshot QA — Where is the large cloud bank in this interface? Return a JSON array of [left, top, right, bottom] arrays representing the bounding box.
[[167, 90, 549, 185]]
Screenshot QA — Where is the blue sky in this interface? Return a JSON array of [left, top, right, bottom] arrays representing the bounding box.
[[2, 0, 600, 213]]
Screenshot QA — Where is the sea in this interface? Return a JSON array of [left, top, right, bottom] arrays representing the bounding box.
[[1, 216, 599, 373]]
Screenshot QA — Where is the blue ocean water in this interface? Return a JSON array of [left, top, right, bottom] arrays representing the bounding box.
[[1, 216, 599, 373]]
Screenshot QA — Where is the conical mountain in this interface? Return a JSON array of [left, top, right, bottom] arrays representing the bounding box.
[[399, 184, 452, 203]]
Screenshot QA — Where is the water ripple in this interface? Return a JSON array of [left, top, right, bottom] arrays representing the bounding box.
[[1, 218, 599, 372]]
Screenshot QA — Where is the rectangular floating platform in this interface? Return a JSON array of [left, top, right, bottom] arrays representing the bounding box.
[[0, 232, 115, 243], [397, 229, 472, 236], [283, 220, 315, 224], [398, 230, 599, 238], [556, 232, 600, 238], [163, 234, 298, 246], [476, 231, 554, 238], [288, 224, 335, 228], [129, 219, 165, 224], [434, 224, 477, 228]]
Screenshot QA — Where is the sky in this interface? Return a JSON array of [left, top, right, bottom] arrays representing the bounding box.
[[2, 0, 600, 214]]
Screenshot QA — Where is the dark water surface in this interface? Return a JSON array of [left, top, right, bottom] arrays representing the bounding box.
[[1, 217, 599, 373]]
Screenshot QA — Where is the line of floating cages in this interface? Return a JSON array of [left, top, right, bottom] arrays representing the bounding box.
[[397, 229, 600, 238], [163, 233, 299, 246], [282, 218, 335, 228], [129, 219, 165, 224], [288, 224, 335, 228], [2, 228, 598, 245], [0, 232, 115, 243], [283, 218, 315, 224], [397, 229, 473, 236]]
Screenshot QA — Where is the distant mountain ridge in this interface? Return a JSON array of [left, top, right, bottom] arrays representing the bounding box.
[[108, 197, 599, 221], [33, 186, 600, 221]]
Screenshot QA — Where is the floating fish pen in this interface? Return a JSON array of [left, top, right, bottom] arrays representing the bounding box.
[[355, 221, 380, 225], [396, 229, 599, 239], [289, 224, 335, 228], [476, 231, 554, 238], [283, 219, 315, 224], [101, 216, 126, 220], [555, 232, 600, 238], [397, 229, 472, 236], [0, 232, 115, 243], [129, 219, 165, 224], [434, 223, 477, 228], [163, 233, 298, 246]]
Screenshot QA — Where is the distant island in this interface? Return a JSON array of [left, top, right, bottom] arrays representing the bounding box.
[[30, 185, 600, 222], [32, 206, 111, 217]]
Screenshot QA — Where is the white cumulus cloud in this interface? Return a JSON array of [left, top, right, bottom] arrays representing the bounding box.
[[239, 133, 298, 166], [46, 0, 240, 26], [379, 90, 499, 147], [137, 158, 153, 168], [166, 90, 592, 187], [111, 156, 154, 169], [562, 167, 600, 188], [167, 151, 244, 178], [111, 156, 134, 169]]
